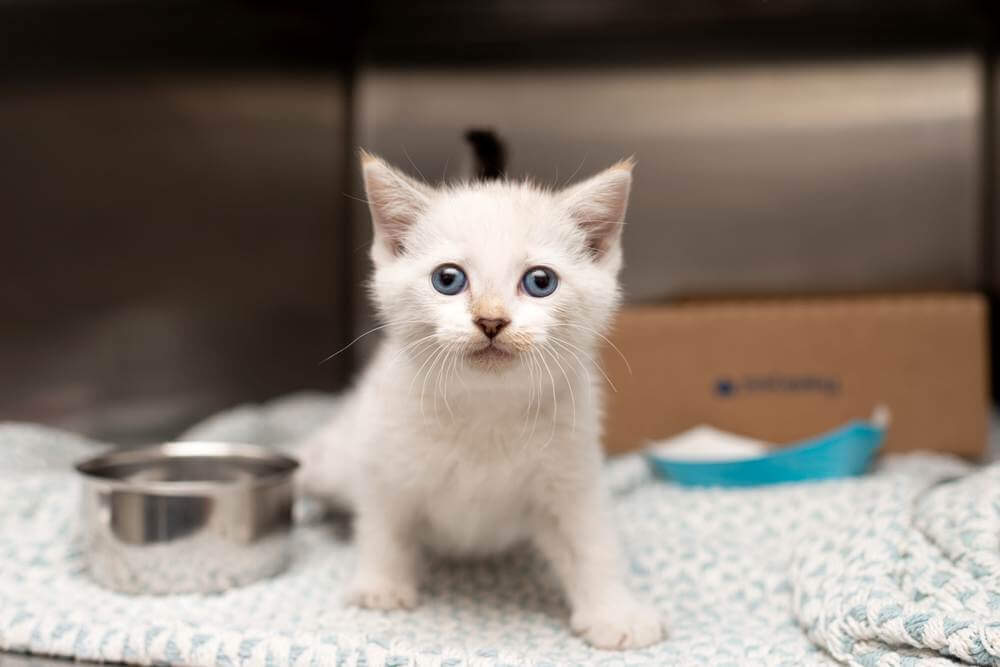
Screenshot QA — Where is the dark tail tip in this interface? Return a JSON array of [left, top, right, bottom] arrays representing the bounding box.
[[464, 129, 506, 181]]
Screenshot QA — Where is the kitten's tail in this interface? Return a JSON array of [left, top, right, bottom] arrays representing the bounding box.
[[293, 398, 356, 513], [465, 129, 506, 181]]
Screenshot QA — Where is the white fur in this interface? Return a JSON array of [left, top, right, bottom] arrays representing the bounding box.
[[299, 153, 664, 650]]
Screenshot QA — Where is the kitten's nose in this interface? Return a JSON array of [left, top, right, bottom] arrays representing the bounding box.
[[475, 317, 510, 339]]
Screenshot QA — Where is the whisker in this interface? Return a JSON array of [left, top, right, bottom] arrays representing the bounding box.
[[431, 341, 458, 421], [547, 337, 594, 408], [571, 218, 628, 226], [553, 323, 632, 376], [453, 344, 470, 393], [448, 344, 463, 422], [524, 348, 544, 451], [547, 336, 587, 384], [550, 336, 618, 393], [535, 347, 559, 453], [518, 336, 537, 439], [437, 343, 456, 421], [402, 145, 428, 183], [441, 154, 451, 182], [408, 340, 443, 402], [543, 343, 575, 435], [562, 152, 588, 188], [420, 344, 449, 421], [343, 192, 372, 205], [321, 320, 428, 365], [386, 334, 439, 369], [431, 343, 445, 422]]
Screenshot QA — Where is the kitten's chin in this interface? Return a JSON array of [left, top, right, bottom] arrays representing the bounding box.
[[467, 343, 516, 371]]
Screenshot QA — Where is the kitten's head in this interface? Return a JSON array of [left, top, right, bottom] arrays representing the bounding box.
[[362, 151, 631, 374]]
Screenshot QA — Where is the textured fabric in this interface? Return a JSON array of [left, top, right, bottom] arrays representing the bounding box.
[[0, 395, 992, 666], [794, 465, 1000, 665]]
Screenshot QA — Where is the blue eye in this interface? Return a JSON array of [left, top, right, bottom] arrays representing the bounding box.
[[431, 264, 467, 295], [521, 266, 558, 297]]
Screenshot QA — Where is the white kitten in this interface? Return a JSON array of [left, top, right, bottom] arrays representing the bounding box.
[[299, 152, 664, 650]]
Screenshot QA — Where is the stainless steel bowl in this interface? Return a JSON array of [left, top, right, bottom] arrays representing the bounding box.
[[75, 441, 299, 594]]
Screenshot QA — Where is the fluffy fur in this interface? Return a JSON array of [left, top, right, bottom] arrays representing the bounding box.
[[299, 152, 664, 650]]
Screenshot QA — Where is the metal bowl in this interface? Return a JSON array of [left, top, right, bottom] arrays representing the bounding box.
[[75, 442, 299, 595]]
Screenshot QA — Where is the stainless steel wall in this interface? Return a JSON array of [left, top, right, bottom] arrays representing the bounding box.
[[2, 53, 988, 439], [993, 54, 1000, 295], [354, 55, 981, 305], [2, 75, 350, 442]]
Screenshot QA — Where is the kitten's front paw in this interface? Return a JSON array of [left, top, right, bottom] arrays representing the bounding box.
[[344, 576, 418, 611], [571, 597, 665, 650]]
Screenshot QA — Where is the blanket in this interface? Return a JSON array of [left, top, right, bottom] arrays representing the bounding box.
[[0, 393, 996, 666]]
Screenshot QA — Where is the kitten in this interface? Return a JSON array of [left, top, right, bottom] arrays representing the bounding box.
[[299, 151, 664, 650]]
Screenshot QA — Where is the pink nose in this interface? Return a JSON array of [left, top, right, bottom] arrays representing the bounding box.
[[475, 317, 510, 339]]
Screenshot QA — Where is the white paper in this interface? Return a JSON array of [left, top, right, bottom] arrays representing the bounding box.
[[646, 425, 773, 462]]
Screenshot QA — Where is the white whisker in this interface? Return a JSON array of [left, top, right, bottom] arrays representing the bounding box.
[[408, 340, 443, 403], [342, 192, 372, 205], [386, 334, 439, 368], [519, 339, 538, 439], [401, 145, 428, 183], [437, 343, 456, 421], [550, 336, 618, 393], [421, 344, 449, 421], [542, 343, 575, 435], [523, 348, 544, 451], [553, 322, 632, 375], [535, 347, 559, 453], [321, 319, 428, 365], [548, 337, 597, 409], [452, 344, 469, 393], [562, 151, 588, 188]]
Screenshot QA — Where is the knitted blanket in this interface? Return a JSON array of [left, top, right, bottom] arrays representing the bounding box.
[[794, 463, 1000, 665], [0, 393, 996, 666]]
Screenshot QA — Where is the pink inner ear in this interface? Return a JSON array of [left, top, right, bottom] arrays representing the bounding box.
[[563, 166, 631, 259], [586, 229, 613, 256], [362, 156, 431, 256]]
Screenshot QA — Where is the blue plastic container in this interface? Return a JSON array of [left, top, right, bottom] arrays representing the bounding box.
[[645, 414, 887, 487]]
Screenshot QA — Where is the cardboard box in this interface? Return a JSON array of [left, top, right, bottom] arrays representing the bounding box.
[[601, 294, 989, 457]]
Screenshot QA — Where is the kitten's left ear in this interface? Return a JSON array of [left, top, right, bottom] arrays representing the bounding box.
[[559, 157, 634, 259]]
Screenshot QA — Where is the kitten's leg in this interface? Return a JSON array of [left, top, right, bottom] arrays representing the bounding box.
[[344, 499, 421, 610], [533, 484, 664, 650]]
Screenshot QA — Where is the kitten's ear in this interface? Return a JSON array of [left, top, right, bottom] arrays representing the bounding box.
[[361, 150, 433, 256], [559, 157, 634, 259]]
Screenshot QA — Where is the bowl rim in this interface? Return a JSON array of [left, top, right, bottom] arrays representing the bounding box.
[[74, 441, 300, 495]]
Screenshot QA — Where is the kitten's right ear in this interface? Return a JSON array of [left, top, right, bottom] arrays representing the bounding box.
[[559, 157, 634, 260], [361, 150, 433, 256]]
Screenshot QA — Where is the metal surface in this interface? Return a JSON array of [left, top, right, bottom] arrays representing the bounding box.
[[75, 442, 298, 595], [355, 55, 980, 305], [1, 75, 351, 445]]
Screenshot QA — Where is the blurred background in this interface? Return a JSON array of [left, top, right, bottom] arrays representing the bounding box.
[[3, 0, 999, 445]]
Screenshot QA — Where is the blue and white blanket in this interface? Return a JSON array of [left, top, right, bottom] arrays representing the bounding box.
[[0, 394, 998, 666]]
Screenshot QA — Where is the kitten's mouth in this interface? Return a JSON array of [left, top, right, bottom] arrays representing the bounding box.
[[468, 343, 515, 364]]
